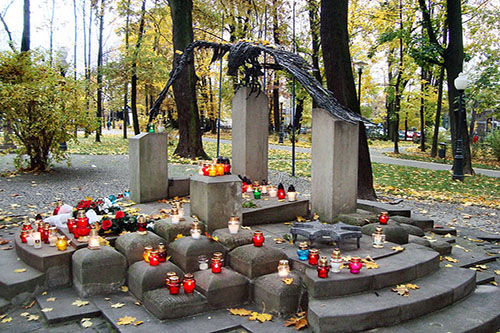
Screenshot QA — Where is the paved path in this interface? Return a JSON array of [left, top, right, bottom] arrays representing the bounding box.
[[203, 137, 500, 178]]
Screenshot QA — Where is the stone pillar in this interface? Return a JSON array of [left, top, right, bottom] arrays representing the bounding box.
[[129, 133, 168, 203], [311, 108, 359, 222], [232, 87, 269, 182]]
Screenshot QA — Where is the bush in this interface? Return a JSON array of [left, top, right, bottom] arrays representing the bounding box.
[[485, 129, 500, 161], [0, 51, 95, 171]]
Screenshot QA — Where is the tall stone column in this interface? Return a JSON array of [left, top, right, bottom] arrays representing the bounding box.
[[231, 87, 269, 183], [311, 108, 359, 222], [129, 133, 169, 203]]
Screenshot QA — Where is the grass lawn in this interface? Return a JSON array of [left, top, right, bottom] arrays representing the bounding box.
[[66, 133, 500, 208]]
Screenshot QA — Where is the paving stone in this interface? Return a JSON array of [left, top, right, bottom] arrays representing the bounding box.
[[408, 235, 431, 247], [394, 222, 425, 237], [142, 287, 208, 320], [409, 213, 434, 231], [375, 285, 500, 333], [127, 260, 183, 300], [334, 212, 377, 226], [432, 226, 458, 236], [429, 240, 452, 255], [356, 199, 411, 217], [194, 267, 249, 308], [242, 198, 309, 226], [443, 247, 499, 268], [362, 223, 409, 244], [115, 231, 166, 266], [211, 228, 254, 250], [475, 233, 500, 242], [475, 271, 495, 285], [169, 235, 227, 273], [252, 272, 302, 316], [161, 309, 242, 333], [36, 287, 101, 324], [72, 247, 127, 297], [15, 232, 74, 287], [228, 244, 288, 279], [153, 216, 204, 243]]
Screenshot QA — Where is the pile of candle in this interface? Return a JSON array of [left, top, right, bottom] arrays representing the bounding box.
[[199, 157, 231, 177], [295, 245, 364, 277], [20, 219, 68, 251], [144, 243, 168, 266], [166, 272, 196, 295]]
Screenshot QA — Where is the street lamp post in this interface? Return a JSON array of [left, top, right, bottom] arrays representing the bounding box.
[[354, 61, 368, 111], [452, 72, 469, 181]]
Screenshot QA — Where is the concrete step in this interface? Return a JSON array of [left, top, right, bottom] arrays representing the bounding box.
[[242, 197, 309, 226], [371, 285, 500, 333], [356, 199, 411, 217], [304, 243, 440, 298], [142, 287, 209, 320], [475, 271, 495, 285], [443, 247, 498, 268], [308, 266, 476, 333], [0, 246, 45, 301], [0, 297, 10, 313]]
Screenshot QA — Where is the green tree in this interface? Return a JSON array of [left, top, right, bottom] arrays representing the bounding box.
[[0, 51, 95, 170]]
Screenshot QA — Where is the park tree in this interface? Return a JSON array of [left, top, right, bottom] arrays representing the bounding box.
[[320, 0, 376, 200], [0, 51, 95, 171]]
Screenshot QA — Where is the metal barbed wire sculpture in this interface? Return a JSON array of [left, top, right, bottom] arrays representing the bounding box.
[[148, 40, 367, 124]]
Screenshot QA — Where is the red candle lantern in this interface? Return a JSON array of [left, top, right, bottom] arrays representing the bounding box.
[[66, 218, 76, 233], [165, 272, 177, 287], [349, 256, 363, 274], [277, 183, 286, 200], [149, 250, 160, 266], [157, 243, 167, 262], [252, 231, 265, 247], [53, 200, 63, 215], [317, 256, 330, 278], [167, 275, 181, 295], [41, 223, 50, 244], [211, 257, 222, 273], [20, 230, 28, 243], [137, 215, 147, 232], [378, 211, 389, 225], [36, 221, 43, 234], [182, 273, 196, 294], [22, 221, 33, 231], [202, 163, 210, 176], [223, 158, 231, 175], [74, 218, 91, 237], [308, 248, 320, 265]]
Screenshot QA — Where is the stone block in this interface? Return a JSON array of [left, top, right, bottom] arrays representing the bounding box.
[[154, 216, 204, 243], [334, 213, 377, 226], [194, 267, 249, 308], [242, 198, 309, 226], [430, 240, 452, 255], [228, 244, 288, 279], [115, 231, 166, 266], [129, 133, 168, 203], [169, 236, 227, 273], [142, 288, 208, 320], [212, 228, 253, 250], [127, 260, 183, 300], [356, 199, 411, 217], [72, 247, 127, 297], [168, 177, 190, 198], [190, 175, 242, 231], [362, 223, 409, 244], [410, 214, 434, 231], [232, 87, 269, 182], [408, 235, 431, 247], [432, 226, 458, 236], [253, 272, 302, 316], [393, 222, 425, 237], [312, 109, 359, 222]]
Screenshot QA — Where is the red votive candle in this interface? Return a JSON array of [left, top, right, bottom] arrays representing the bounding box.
[[308, 248, 320, 265], [149, 250, 159, 266], [317, 256, 330, 278], [349, 257, 363, 274], [66, 218, 76, 233], [379, 211, 389, 225], [252, 231, 265, 247], [182, 273, 196, 294], [168, 276, 180, 295], [20, 230, 28, 243], [211, 257, 222, 273]]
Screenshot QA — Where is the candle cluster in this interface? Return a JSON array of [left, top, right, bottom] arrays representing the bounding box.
[[240, 178, 298, 202], [295, 245, 364, 278], [166, 272, 196, 295], [199, 157, 231, 177], [20, 218, 68, 251], [144, 243, 168, 266]]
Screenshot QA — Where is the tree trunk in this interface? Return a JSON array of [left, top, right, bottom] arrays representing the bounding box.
[[21, 0, 30, 52], [431, 66, 445, 157], [320, 0, 376, 200], [294, 97, 304, 130], [419, 68, 426, 151], [308, 0, 322, 109], [169, 0, 207, 159], [130, 0, 146, 135], [96, 0, 104, 143]]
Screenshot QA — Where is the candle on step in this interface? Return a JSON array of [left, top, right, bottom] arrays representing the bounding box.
[[277, 260, 290, 278], [228, 216, 240, 234]]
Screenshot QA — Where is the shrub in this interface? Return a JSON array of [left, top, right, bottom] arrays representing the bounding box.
[[485, 129, 500, 161]]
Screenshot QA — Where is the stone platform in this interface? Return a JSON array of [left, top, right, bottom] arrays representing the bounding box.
[[241, 196, 309, 225]]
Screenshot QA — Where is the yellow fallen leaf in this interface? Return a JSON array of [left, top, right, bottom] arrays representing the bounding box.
[[249, 311, 273, 323], [134, 320, 144, 326], [490, 281, 498, 286], [135, 301, 142, 306], [46, 297, 56, 302], [1, 317, 12, 323], [313, 213, 319, 220], [392, 285, 409, 296], [474, 264, 488, 271], [406, 283, 419, 290], [111, 303, 125, 309], [364, 261, 379, 269], [443, 256, 458, 263], [42, 291, 47, 295], [27, 314, 39, 321], [14, 268, 27, 273], [174, 234, 184, 240], [121, 286, 129, 292], [117, 316, 137, 326], [41, 308, 53, 312], [20, 313, 30, 317], [444, 264, 453, 268], [296, 216, 306, 222], [72, 299, 89, 307], [391, 246, 405, 252], [81, 320, 93, 328], [229, 308, 253, 316], [443, 233, 453, 238], [104, 298, 111, 301], [175, 50, 183, 55], [453, 245, 470, 252], [0, 314, 6, 320], [495, 270, 500, 275], [282, 278, 294, 285]]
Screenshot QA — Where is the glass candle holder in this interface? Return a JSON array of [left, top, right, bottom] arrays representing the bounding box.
[[349, 256, 363, 274], [378, 211, 389, 225], [33, 232, 42, 249], [211, 257, 222, 273], [176, 202, 185, 218], [66, 218, 76, 233], [27, 230, 35, 246], [42, 223, 50, 244], [167, 276, 181, 295], [297, 242, 309, 261], [329, 248, 342, 273], [208, 164, 217, 177], [277, 259, 290, 278], [53, 200, 63, 215], [223, 159, 231, 175], [287, 191, 297, 201], [252, 231, 265, 247], [261, 181, 268, 194], [35, 221, 43, 233], [48, 227, 58, 247], [88, 229, 101, 250], [253, 187, 262, 199], [171, 208, 180, 224], [20, 230, 28, 243], [182, 273, 196, 294], [149, 250, 160, 266], [213, 252, 224, 266], [158, 243, 167, 262], [216, 163, 225, 176], [228, 216, 240, 234], [372, 226, 386, 248], [22, 221, 33, 231], [317, 256, 330, 278], [277, 184, 286, 200], [143, 246, 153, 263], [246, 184, 253, 193], [268, 187, 277, 197], [75, 217, 91, 238], [137, 215, 147, 232], [191, 222, 201, 240], [56, 236, 67, 251], [198, 255, 209, 270], [202, 163, 209, 176], [308, 248, 320, 265]]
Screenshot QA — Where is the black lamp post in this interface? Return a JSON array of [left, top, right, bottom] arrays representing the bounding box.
[[452, 72, 469, 181], [354, 61, 368, 111]]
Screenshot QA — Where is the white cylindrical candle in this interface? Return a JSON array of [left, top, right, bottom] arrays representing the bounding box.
[[33, 232, 42, 249], [228, 224, 239, 234], [269, 188, 277, 198], [27, 233, 35, 246], [178, 208, 185, 218], [171, 215, 180, 224], [191, 229, 201, 239], [287, 191, 297, 201], [330, 258, 342, 273], [261, 185, 268, 194]]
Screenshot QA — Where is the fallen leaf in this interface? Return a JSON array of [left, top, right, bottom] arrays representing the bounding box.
[[406, 283, 419, 290], [72, 299, 89, 307], [1, 246, 13, 250], [494, 270, 500, 275], [296, 216, 306, 222], [313, 213, 319, 220], [41, 308, 53, 312], [104, 298, 111, 301], [229, 308, 253, 316], [391, 285, 409, 296], [20, 313, 30, 317], [135, 301, 142, 306], [363, 261, 379, 269], [284, 315, 309, 330], [111, 303, 125, 309], [249, 312, 273, 323], [442, 233, 453, 238], [490, 281, 498, 286], [42, 292, 47, 295], [391, 246, 405, 252], [27, 314, 39, 321], [423, 235, 434, 240], [117, 316, 136, 326], [14, 269, 26, 273], [134, 320, 144, 326], [1, 317, 12, 323], [273, 238, 285, 244], [241, 226, 251, 230], [0, 314, 6, 320], [81, 320, 93, 328], [121, 286, 129, 292], [444, 264, 453, 267], [24, 301, 35, 309], [282, 278, 294, 285], [46, 297, 56, 302], [443, 256, 458, 263], [453, 245, 470, 252], [474, 264, 488, 271]]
